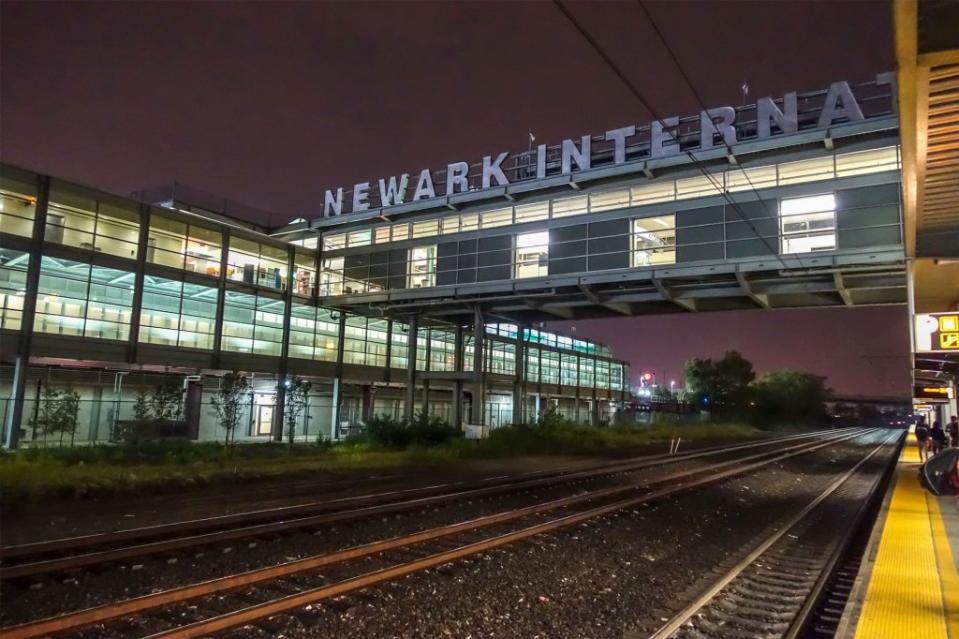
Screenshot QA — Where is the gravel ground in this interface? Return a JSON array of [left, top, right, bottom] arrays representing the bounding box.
[[1, 445, 740, 626], [0, 432, 888, 637], [189, 434, 896, 639]]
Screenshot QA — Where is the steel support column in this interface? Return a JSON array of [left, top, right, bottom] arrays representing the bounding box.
[[331, 311, 346, 439], [126, 204, 151, 364], [471, 307, 485, 425], [4, 174, 49, 449], [273, 248, 296, 441], [211, 229, 230, 370], [512, 329, 525, 425], [404, 315, 419, 421], [453, 324, 465, 428]]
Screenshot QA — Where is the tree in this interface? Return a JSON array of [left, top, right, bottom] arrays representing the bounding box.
[[150, 379, 183, 422], [651, 385, 675, 402], [31, 385, 81, 447], [282, 376, 312, 447], [133, 387, 151, 422], [212, 372, 250, 447], [683, 350, 755, 415], [752, 370, 830, 425]]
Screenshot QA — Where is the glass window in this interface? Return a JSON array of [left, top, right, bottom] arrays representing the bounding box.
[[323, 233, 346, 251], [579, 357, 595, 387], [514, 201, 549, 224], [139, 276, 217, 350], [35, 256, 133, 341], [0, 169, 37, 237], [778, 156, 835, 185], [632, 216, 676, 266], [440, 217, 460, 234], [391, 223, 410, 242], [184, 225, 222, 277], [589, 189, 630, 212], [348, 229, 371, 247], [293, 250, 316, 296], [630, 181, 676, 206], [290, 304, 339, 362], [835, 146, 900, 177], [560, 354, 578, 386], [390, 321, 410, 369], [46, 184, 96, 249], [227, 237, 288, 290], [780, 194, 837, 254], [725, 165, 778, 192], [481, 208, 512, 229], [374, 226, 390, 244], [148, 213, 221, 276], [221, 290, 285, 356], [460, 214, 479, 232], [407, 245, 436, 288], [541, 350, 560, 384], [0, 249, 29, 330], [515, 231, 549, 278], [343, 315, 388, 367], [94, 200, 140, 259], [525, 347, 541, 384], [676, 174, 723, 199], [412, 219, 439, 238], [319, 257, 344, 296], [551, 194, 589, 219]]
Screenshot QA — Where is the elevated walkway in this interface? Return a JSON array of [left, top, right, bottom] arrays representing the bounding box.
[[840, 433, 959, 637]]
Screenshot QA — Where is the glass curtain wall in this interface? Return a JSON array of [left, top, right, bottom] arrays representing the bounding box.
[[139, 276, 218, 350], [0, 169, 38, 237], [34, 256, 134, 340], [148, 213, 222, 276], [46, 183, 141, 259], [0, 248, 29, 330], [221, 290, 285, 355]]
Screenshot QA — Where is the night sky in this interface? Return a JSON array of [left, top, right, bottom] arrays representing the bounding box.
[[0, 0, 909, 397]]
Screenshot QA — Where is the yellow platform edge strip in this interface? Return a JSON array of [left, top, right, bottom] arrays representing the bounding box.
[[928, 491, 959, 637], [854, 437, 950, 639]]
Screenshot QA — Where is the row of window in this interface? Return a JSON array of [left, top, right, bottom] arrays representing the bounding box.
[[0, 175, 317, 296], [318, 192, 846, 295], [320, 146, 899, 250], [0, 249, 623, 388]]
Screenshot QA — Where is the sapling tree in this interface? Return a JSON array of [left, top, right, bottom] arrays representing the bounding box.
[[282, 376, 312, 447], [212, 371, 250, 447], [151, 379, 183, 422]]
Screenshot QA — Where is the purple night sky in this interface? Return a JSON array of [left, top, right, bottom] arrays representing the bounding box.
[[0, 0, 909, 396]]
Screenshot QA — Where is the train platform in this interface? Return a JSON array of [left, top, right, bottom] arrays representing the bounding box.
[[839, 433, 959, 638]]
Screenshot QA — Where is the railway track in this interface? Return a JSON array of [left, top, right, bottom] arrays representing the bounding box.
[[647, 428, 902, 639], [0, 428, 863, 582], [1, 427, 879, 639]]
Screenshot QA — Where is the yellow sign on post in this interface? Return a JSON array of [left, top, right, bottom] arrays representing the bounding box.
[[915, 313, 959, 353]]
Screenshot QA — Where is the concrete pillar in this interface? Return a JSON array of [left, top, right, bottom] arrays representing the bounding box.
[[4, 174, 49, 449], [421, 326, 431, 417], [404, 315, 419, 421]]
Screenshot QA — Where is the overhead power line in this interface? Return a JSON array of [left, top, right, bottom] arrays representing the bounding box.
[[551, 0, 798, 274]]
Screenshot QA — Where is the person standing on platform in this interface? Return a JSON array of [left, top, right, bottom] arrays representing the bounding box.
[[949, 416, 959, 447], [931, 420, 947, 456], [916, 418, 930, 461]]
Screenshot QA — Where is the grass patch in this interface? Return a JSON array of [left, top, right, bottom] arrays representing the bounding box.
[[0, 421, 768, 505]]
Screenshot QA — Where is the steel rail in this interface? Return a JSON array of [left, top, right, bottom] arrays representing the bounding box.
[[780, 431, 905, 639], [0, 427, 847, 562], [647, 429, 901, 639], [1, 429, 864, 581], [140, 429, 881, 639], [0, 430, 872, 639]]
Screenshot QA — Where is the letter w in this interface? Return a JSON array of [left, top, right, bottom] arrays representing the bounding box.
[[378, 174, 409, 207]]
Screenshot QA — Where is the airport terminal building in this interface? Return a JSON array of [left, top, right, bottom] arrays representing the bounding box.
[[0, 73, 921, 447]]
